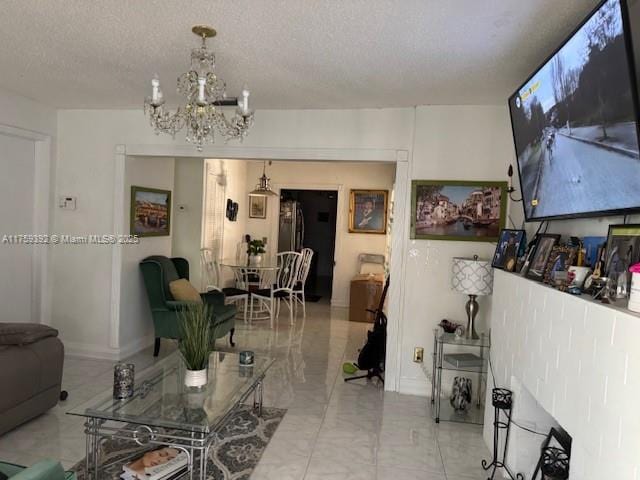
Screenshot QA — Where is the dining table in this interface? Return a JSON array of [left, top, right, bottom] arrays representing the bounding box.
[[219, 257, 281, 321]]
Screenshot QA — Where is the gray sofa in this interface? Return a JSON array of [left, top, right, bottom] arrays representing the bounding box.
[[0, 323, 65, 435]]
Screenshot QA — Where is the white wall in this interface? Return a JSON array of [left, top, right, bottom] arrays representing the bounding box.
[[0, 89, 57, 136], [0, 88, 57, 327], [0, 135, 35, 323], [489, 270, 640, 478], [398, 105, 516, 395], [214, 159, 248, 287], [244, 160, 396, 307], [52, 108, 413, 358], [119, 156, 175, 352], [172, 157, 205, 288]]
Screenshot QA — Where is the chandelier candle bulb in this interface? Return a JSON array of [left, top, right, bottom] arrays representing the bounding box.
[[197, 77, 206, 105]]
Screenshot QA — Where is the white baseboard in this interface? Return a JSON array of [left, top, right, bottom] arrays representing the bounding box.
[[63, 335, 155, 361], [398, 377, 431, 397], [330, 298, 349, 308]]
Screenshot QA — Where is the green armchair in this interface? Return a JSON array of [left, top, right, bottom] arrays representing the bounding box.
[[0, 459, 75, 480], [140, 255, 237, 356]]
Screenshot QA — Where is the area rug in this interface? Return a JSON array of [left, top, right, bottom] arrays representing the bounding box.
[[71, 406, 286, 480]]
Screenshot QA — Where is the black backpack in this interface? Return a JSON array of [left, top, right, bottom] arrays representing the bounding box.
[[356, 277, 389, 371]]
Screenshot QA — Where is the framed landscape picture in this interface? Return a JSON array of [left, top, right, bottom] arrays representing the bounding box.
[[410, 180, 507, 241], [130, 186, 171, 237], [349, 189, 388, 234], [249, 194, 267, 219]]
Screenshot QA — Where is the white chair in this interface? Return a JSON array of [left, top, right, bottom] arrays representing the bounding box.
[[293, 248, 314, 317], [251, 251, 302, 328], [201, 248, 250, 323]]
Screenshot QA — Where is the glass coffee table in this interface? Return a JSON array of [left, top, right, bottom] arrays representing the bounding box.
[[69, 351, 274, 480]]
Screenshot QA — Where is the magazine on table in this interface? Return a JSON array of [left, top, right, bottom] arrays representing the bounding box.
[[121, 447, 188, 480]]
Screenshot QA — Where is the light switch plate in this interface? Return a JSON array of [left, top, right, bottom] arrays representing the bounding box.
[[413, 347, 424, 363]]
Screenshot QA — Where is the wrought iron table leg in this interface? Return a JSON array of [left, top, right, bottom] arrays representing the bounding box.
[[253, 380, 264, 416]]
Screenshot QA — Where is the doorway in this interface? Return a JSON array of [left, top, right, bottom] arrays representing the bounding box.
[[279, 189, 338, 300]]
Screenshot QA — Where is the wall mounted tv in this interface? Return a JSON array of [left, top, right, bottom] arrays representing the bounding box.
[[509, 0, 640, 221]]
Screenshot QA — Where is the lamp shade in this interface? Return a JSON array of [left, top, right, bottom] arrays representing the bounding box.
[[451, 257, 493, 296]]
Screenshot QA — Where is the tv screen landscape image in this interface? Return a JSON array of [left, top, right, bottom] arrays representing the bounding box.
[[510, 0, 640, 221]]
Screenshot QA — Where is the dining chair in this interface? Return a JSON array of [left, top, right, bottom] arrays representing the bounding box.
[[201, 248, 250, 323], [293, 248, 314, 317], [251, 251, 302, 328]]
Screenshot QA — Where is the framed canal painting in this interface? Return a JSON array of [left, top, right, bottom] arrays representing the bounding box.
[[410, 180, 507, 241], [130, 186, 172, 237]]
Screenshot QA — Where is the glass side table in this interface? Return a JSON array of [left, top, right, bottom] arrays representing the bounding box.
[[431, 329, 490, 425]]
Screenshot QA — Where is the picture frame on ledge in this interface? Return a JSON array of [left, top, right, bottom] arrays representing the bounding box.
[[130, 186, 172, 237], [410, 180, 507, 241], [492, 229, 526, 271], [604, 224, 640, 278], [543, 245, 578, 287], [524, 234, 560, 281]]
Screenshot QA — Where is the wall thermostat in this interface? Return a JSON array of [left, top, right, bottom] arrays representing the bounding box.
[[58, 196, 77, 210]]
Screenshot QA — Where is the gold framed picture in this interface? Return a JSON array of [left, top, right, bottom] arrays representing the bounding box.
[[249, 194, 267, 219], [349, 189, 388, 234], [130, 186, 171, 237]]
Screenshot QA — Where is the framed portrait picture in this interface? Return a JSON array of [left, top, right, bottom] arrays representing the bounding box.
[[130, 186, 171, 237], [410, 180, 507, 241], [248, 194, 267, 219], [543, 245, 577, 285], [492, 229, 526, 271], [604, 224, 640, 277], [525, 234, 560, 281], [349, 190, 388, 234]]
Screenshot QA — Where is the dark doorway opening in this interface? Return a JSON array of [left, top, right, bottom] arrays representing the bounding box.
[[279, 189, 338, 300]]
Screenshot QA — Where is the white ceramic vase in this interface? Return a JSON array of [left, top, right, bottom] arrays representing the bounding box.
[[184, 368, 208, 388], [250, 254, 262, 266]]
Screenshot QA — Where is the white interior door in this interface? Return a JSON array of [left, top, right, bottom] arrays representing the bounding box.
[[0, 134, 36, 323]]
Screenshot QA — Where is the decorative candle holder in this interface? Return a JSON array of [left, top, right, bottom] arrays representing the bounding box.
[[113, 363, 135, 400], [239, 350, 254, 366], [541, 447, 570, 480]]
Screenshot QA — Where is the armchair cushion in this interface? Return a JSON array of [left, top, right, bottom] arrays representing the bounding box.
[[169, 279, 203, 304]]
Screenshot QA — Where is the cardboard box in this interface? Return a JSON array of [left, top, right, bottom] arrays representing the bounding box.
[[349, 273, 384, 322]]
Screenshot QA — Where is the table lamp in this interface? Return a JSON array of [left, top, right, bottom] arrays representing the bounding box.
[[451, 255, 493, 339]]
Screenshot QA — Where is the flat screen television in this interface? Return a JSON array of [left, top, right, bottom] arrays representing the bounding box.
[[509, 0, 640, 221]]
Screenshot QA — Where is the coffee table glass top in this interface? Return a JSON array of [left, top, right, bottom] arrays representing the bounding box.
[[68, 351, 273, 433]]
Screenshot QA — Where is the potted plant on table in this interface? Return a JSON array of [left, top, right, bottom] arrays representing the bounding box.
[[178, 303, 216, 388], [248, 239, 266, 265]]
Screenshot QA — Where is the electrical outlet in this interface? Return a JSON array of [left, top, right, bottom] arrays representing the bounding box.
[[413, 347, 424, 363]]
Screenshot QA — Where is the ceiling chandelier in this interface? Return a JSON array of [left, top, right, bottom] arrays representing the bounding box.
[[144, 25, 254, 151], [250, 161, 277, 196]]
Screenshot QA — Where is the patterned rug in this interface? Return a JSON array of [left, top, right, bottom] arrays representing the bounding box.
[[72, 406, 286, 480]]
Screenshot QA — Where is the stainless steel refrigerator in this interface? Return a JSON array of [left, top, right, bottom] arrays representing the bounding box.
[[278, 200, 304, 252]]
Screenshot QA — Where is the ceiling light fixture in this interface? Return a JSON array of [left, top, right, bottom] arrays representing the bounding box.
[[250, 161, 277, 196], [144, 25, 254, 151]]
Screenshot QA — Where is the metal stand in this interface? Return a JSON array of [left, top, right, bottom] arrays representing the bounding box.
[[481, 388, 523, 480]]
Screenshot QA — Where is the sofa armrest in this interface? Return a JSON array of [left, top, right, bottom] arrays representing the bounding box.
[[9, 460, 67, 480]]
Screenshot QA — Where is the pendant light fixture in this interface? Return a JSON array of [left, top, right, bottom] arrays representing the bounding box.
[[250, 161, 277, 196]]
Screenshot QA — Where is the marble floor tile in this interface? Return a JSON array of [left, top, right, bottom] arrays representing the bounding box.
[[0, 301, 494, 480], [304, 455, 377, 480]]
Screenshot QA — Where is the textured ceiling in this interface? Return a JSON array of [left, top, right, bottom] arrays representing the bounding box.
[[0, 0, 601, 109]]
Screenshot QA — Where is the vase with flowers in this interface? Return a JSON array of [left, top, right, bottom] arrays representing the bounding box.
[[248, 239, 266, 266]]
